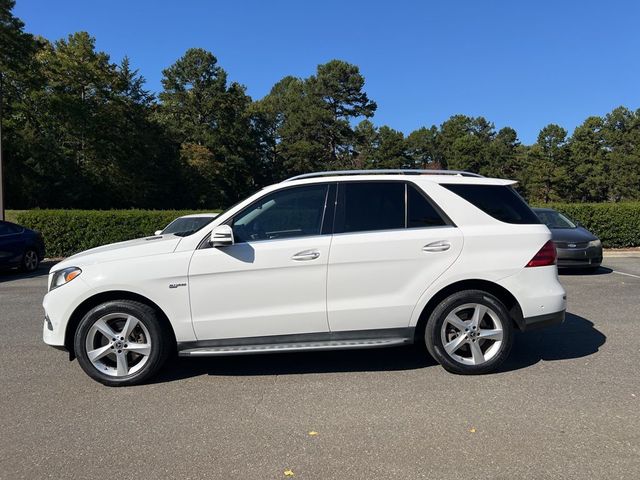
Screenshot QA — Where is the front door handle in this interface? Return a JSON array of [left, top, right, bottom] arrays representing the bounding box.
[[292, 249, 321, 261], [422, 241, 451, 252]]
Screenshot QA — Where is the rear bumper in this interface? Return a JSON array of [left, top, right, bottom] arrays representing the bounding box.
[[37, 243, 46, 260], [519, 309, 565, 331], [496, 265, 566, 319]]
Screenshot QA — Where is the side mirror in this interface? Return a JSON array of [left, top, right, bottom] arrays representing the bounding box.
[[154, 230, 163, 236], [210, 224, 234, 247]]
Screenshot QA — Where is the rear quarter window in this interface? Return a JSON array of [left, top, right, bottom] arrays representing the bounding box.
[[442, 184, 541, 225]]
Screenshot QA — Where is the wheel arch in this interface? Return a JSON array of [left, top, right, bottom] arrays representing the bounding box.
[[414, 279, 525, 344], [64, 290, 177, 360]]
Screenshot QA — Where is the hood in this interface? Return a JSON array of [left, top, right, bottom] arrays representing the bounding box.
[[549, 226, 598, 243], [53, 235, 182, 271]]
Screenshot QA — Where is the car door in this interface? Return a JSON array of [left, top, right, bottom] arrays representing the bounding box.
[[0, 222, 24, 267], [327, 181, 463, 332], [188, 183, 334, 341]]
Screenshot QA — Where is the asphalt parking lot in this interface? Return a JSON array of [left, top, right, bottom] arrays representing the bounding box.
[[1, 259, 639, 479]]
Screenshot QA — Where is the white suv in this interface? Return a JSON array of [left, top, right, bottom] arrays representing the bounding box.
[[43, 170, 566, 386]]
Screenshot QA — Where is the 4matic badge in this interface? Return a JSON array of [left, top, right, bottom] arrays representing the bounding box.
[[169, 283, 187, 289]]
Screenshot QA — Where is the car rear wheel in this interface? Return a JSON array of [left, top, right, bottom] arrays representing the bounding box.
[[20, 249, 39, 272], [425, 290, 514, 374], [74, 300, 171, 386]]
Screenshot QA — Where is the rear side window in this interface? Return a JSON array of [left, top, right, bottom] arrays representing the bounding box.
[[408, 184, 447, 228], [0, 222, 22, 235], [442, 184, 541, 225], [335, 182, 405, 233]]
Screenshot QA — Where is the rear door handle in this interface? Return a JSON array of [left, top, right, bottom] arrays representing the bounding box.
[[291, 249, 321, 261], [422, 241, 451, 252]]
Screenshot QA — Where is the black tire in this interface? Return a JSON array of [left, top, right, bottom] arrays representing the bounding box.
[[74, 300, 172, 387], [425, 290, 514, 375], [20, 248, 40, 272]]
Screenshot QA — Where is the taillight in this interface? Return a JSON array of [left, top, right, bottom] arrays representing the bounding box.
[[526, 240, 557, 267]]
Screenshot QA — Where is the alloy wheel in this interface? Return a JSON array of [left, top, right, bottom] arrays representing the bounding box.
[[440, 303, 504, 366], [24, 250, 38, 271], [85, 313, 152, 377]]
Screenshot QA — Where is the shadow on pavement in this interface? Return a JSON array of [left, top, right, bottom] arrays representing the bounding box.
[[0, 260, 58, 284], [153, 345, 437, 383], [559, 266, 612, 276], [153, 312, 605, 383], [499, 312, 606, 372]]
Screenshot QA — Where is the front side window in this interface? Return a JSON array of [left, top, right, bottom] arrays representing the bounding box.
[[334, 182, 405, 233], [231, 184, 329, 242]]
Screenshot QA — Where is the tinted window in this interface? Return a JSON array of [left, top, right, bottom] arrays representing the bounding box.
[[232, 184, 328, 242], [533, 209, 576, 229], [408, 184, 446, 228], [0, 222, 21, 235], [335, 182, 405, 233], [442, 184, 540, 224], [163, 216, 216, 236]]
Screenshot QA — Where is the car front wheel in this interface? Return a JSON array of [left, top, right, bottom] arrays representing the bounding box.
[[74, 300, 171, 386], [425, 290, 514, 374]]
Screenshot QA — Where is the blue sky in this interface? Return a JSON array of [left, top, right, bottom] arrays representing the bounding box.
[[15, 0, 640, 144]]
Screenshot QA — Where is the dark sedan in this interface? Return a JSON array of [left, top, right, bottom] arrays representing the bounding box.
[[0, 220, 45, 272], [533, 208, 603, 271]]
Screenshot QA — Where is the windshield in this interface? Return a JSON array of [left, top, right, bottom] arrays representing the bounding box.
[[163, 217, 216, 236], [534, 210, 577, 229]]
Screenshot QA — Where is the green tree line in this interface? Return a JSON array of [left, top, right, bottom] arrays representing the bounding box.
[[2, 0, 639, 209]]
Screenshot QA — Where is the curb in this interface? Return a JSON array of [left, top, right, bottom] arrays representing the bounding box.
[[604, 251, 640, 258]]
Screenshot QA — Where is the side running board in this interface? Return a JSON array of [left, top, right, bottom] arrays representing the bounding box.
[[179, 337, 411, 357]]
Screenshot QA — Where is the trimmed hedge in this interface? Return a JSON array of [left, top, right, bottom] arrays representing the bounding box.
[[13, 209, 219, 258], [9, 202, 640, 257], [534, 202, 640, 248]]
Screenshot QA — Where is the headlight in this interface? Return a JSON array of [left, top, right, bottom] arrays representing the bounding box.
[[50, 267, 82, 291], [588, 239, 602, 248]]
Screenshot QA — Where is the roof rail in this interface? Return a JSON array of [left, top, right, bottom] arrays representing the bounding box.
[[283, 169, 484, 182]]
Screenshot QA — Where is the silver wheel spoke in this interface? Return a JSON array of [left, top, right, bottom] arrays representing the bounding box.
[[444, 334, 468, 355], [88, 344, 112, 362], [445, 312, 467, 332], [120, 316, 139, 339], [440, 302, 504, 366], [87, 312, 151, 377], [94, 319, 117, 340], [470, 305, 488, 328], [116, 352, 129, 376], [125, 343, 151, 356], [470, 341, 485, 364], [478, 329, 503, 341]]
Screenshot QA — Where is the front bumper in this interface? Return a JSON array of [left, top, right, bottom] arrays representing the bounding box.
[[42, 275, 94, 348], [556, 246, 603, 268]]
